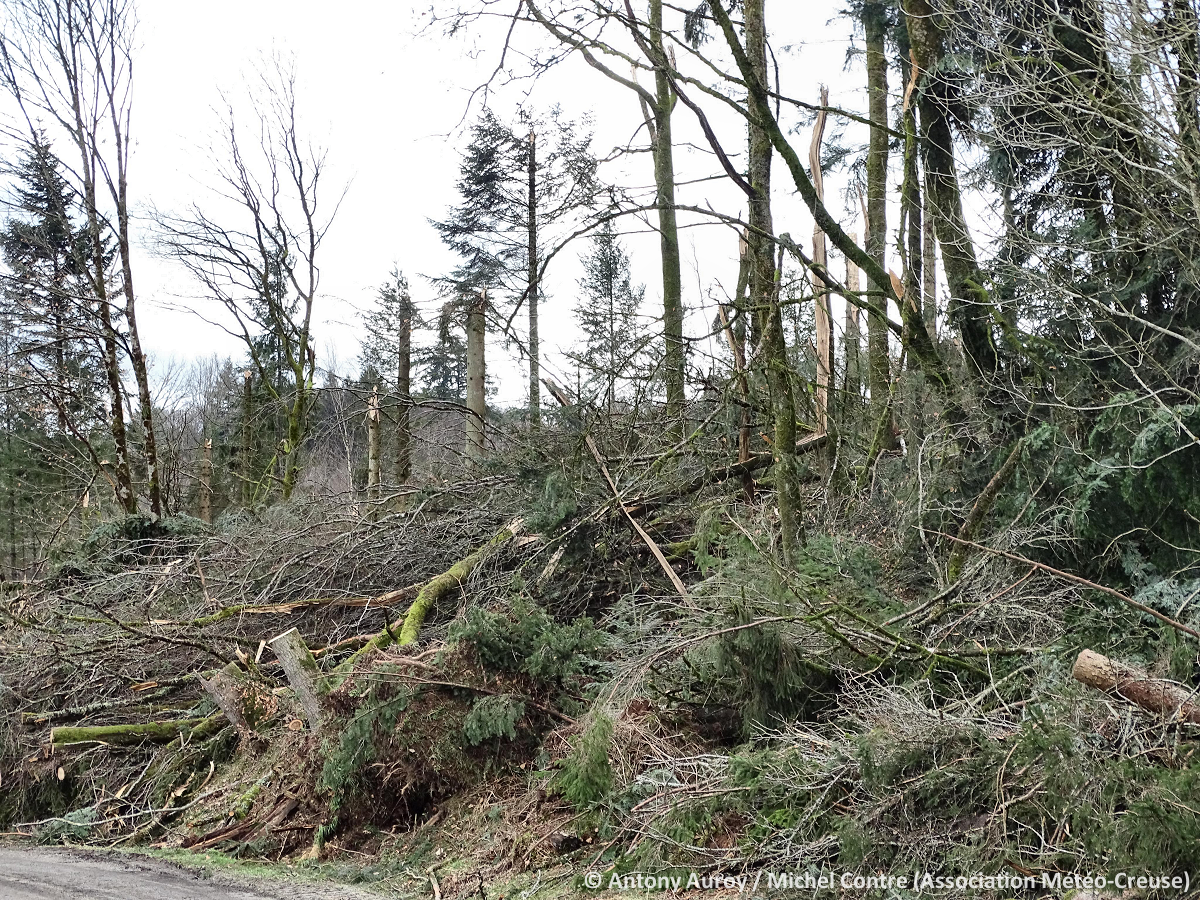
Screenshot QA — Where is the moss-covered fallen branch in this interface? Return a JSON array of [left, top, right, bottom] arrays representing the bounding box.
[[50, 714, 224, 748], [330, 518, 524, 679]]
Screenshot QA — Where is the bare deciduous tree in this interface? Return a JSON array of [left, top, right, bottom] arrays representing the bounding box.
[[155, 58, 343, 500]]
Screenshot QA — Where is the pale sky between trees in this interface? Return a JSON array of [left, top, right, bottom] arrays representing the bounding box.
[[10, 0, 948, 406]]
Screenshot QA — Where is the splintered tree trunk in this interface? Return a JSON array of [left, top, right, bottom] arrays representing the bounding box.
[[651, 0, 685, 434], [269, 627, 326, 729], [366, 385, 381, 513], [395, 302, 412, 485], [199, 438, 213, 525], [465, 292, 487, 461], [810, 86, 833, 437], [864, 1, 894, 444], [198, 662, 251, 733], [844, 241, 863, 399], [528, 131, 541, 428]]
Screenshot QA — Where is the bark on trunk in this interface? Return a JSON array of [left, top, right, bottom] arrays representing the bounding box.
[[745, 0, 799, 559], [528, 131, 541, 428], [51, 715, 224, 748], [864, 2, 895, 447], [844, 239, 863, 399], [1073, 650, 1200, 724], [366, 385, 381, 515], [269, 627, 326, 728], [810, 86, 833, 437], [395, 299, 412, 485], [904, 0, 999, 379], [241, 371, 253, 506], [465, 292, 487, 461], [650, 0, 685, 434], [199, 438, 213, 525]]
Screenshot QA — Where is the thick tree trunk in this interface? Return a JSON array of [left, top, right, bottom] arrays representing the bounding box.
[[1073, 650, 1200, 724], [465, 292, 487, 461], [650, 0, 685, 434], [922, 166, 938, 339], [864, 1, 893, 438], [905, 0, 999, 379], [119, 240, 162, 519], [528, 131, 541, 428], [269, 627, 326, 728], [746, 0, 799, 559], [901, 54, 925, 368]]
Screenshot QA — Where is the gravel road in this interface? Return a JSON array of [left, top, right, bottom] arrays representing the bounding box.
[[0, 847, 384, 899]]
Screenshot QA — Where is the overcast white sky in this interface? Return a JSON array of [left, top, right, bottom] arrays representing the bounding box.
[[8, 0, 967, 407]]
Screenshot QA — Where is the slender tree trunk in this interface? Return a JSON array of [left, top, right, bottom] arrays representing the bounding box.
[[527, 131, 541, 427], [395, 301, 412, 485], [864, 2, 894, 442], [746, 0, 799, 558], [923, 165, 938, 339], [902, 69, 924, 354], [81, 167, 134, 514], [366, 385, 381, 516], [650, 0, 685, 433], [117, 217, 162, 518], [242, 371, 253, 507], [810, 86, 833, 437], [465, 292, 487, 461], [904, 0, 999, 379], [844, 240, 863, 399], [199, 438, 213, 524]]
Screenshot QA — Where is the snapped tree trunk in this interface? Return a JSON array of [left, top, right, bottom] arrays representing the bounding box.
[[465, 291, 487, 461], [241, 371, 254, 506], [810, 86, 834, 437], [844, 239, 863, 401], [366, 385, 381, 515], [269, 627, 326, 729]]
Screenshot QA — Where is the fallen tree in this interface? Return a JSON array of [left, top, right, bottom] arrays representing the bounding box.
[[50, 715, 226, 748], [1072, 649, 1200, 724]]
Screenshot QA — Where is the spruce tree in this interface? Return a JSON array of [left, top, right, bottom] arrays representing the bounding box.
[[434, 107, 596, 424], [570, 222, 643, 412]]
